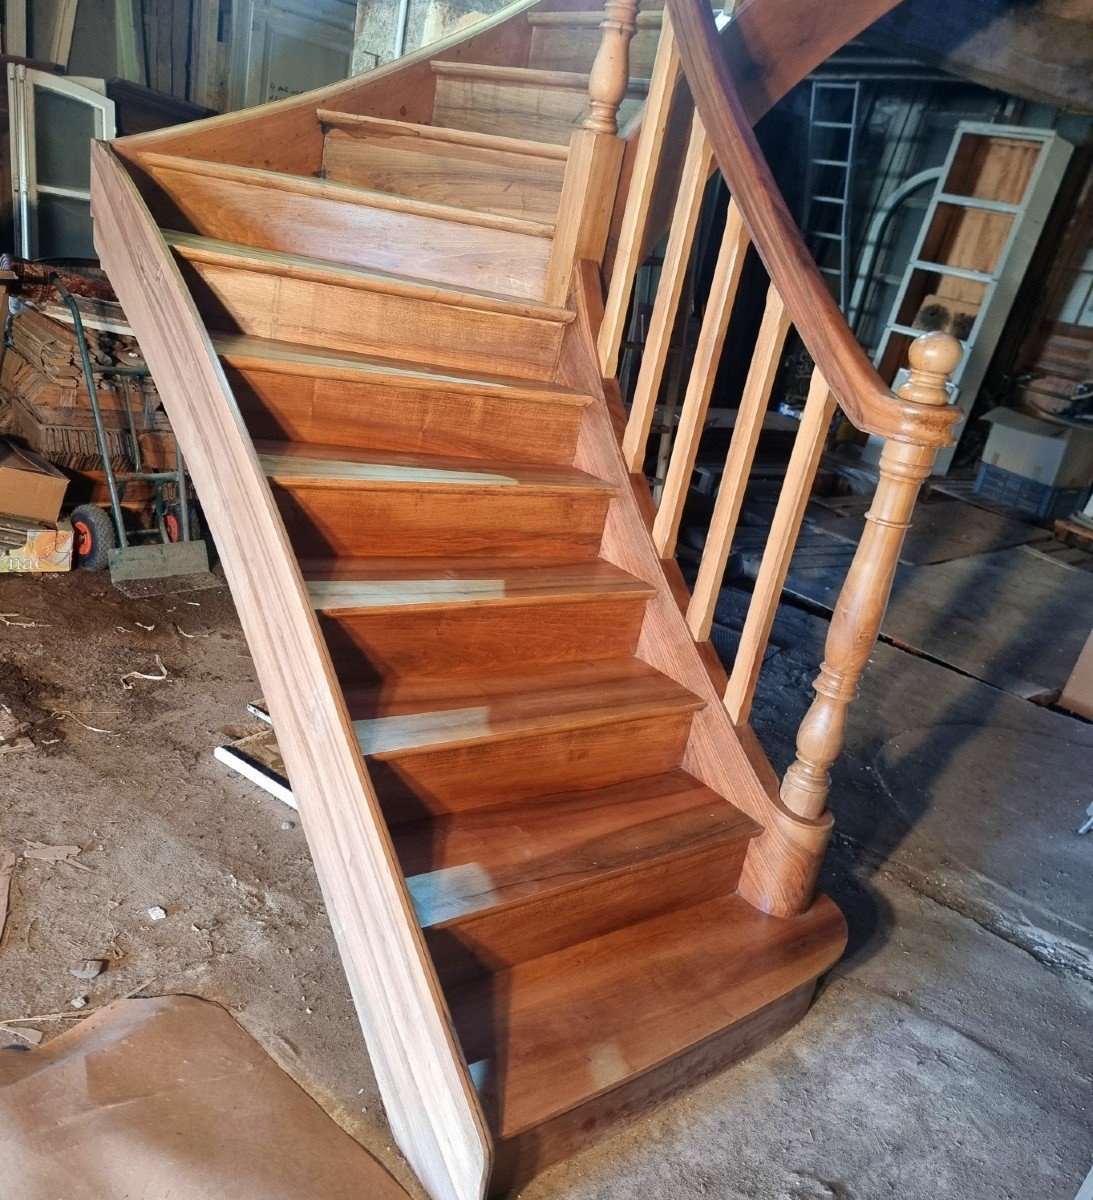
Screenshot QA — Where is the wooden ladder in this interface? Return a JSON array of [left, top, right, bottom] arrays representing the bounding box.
[[91, 1, 955, 1197]]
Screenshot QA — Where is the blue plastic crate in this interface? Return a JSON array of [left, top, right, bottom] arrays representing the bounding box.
[[974, 462, 1091, 521]]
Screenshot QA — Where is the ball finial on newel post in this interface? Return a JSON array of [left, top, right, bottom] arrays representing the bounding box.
[[900, 331, 962, 409]]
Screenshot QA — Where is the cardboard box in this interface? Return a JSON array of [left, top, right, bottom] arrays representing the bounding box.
[[979, 408, 1093, 489], [0, 438, 68, 522]]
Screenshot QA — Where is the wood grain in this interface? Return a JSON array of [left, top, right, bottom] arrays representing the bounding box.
[[723, 368, 836, 724], [620, 110, 712, 467], [597, 9, 681, 377], [319, 115, 567, 224], [135, 152, 553, 300], [563, 262, 836, 919], [448, 891, 846, 1140], [218, 335, 589, 466], [89, 141, 491, 1200], [686, 285, 791, 634], [168, 233, 571, 381]]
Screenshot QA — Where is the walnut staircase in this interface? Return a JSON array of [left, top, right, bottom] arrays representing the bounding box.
[[91, 1, 961, 1197]]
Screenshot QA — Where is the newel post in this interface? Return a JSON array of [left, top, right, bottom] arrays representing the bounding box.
[[543, 0, 640, 304], [584, 0, 641, 135], [779, 332, 963, 820]]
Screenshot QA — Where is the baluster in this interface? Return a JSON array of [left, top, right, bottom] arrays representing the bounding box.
[[621, 113, 713, 471], [651, 199, 749, 557], [598, 13, 681, 377], [543, 0, 641, 305], [780, 332, 962, 819], [584, 0, 643, 136], [723, 365, 835, 724], [685, 284, 791, 636]]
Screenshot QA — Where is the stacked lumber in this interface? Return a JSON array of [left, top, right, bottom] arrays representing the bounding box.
[[1016, 321, 1092, 420], [0, 307, 173, 471]]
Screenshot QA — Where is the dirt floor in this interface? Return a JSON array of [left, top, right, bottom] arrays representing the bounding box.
[[1, 567, 1090, 1199]]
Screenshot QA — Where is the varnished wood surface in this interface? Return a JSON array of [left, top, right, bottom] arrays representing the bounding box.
[[89, 142, 492, 1200], [529, 10, 662, 77], [306, 559, 653, 609], [168, 232, 571, 381], [432, 61, 647, 146], [668, 0, 958, 447], [317, 575, 651, 678], [321, 127, 567, 225], [448, 891, 846, 1139], [135, 152, 552, 300], [259, 442, 614, 562], [395, 769, 758, 929], [564, 261, 833, 919]]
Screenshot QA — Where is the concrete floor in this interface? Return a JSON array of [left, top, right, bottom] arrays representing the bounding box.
[[0, 568, 1089, 1199]]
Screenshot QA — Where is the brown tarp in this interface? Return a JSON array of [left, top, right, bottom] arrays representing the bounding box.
[[0, 994, 410, 1200]]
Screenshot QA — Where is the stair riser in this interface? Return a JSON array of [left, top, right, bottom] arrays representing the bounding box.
[[426, 838, 751, 989], [322, 130, 565, 224], [528, 26, 660, 77], [175, 257, 567, 381], [272, 481, 609, 560], [142, 161, 550, 299], [319, 595, 648, 682], [369, 711, 695, 823], [227, 365, 584, 466], [489, 985, 817, 1193], [432, 77, 643, 146]]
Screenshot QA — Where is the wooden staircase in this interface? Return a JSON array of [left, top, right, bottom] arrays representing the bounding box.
[[91, 1, 958, 1197]]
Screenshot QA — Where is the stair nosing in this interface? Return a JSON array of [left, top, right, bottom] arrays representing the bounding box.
[[257, 446, 616, 496], [165, 230, 577, 324], [212, 334, 593, 407], [307, 565, 656, 615], [527, 10, 663, 26], [417, 810, 761, 934], [316, 108, 571, 163], [430, 61, 650, 96], [140, 150, 556, 240], [352, 665, 705, 760]]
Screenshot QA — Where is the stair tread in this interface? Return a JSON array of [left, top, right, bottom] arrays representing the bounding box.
[[317, 108, 570, 162], [256, 440, 614, 493], [395, 770, 760, 930], [448, 892, 847, 1138], [430, 61, 650, 96], [164, 230, 577, 323], [306, 559, 654, 612], [212, 333, 591, 406], [527, 9, 663, 25], [141, 151, 555, 238], [345, 657, 705, 755]]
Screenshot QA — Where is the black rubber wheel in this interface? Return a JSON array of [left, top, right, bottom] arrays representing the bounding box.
[[164, 502, 202, 543], [70, 504, 116, 571]]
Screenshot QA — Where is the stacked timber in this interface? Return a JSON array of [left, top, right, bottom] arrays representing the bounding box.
[[0, 303, 174, 472]]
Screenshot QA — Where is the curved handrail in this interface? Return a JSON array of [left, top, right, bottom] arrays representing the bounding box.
[[667, 0, 959, 450]]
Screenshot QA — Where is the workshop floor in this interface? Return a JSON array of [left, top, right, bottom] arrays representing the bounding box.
[[0, 567, 1089, 1200]]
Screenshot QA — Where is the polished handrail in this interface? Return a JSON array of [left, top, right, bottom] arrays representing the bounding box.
[[666, 0, 959, 450]]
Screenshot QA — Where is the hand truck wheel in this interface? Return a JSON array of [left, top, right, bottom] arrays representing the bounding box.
[[70, 504, 116, 571]]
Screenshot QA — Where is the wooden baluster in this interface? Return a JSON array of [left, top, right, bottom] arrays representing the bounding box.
[[584, 0, 643, 136], [780, 332, 962, 819], [597, 13, 681, 377], [621, 113, 714, 471], [723, 365, 836, 724], [543, 0, 640, 305], [651, 199, 749, 557], [685, 284, 791, 637]]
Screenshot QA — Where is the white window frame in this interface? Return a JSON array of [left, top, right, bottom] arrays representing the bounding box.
[[7, 65, 116, 260]]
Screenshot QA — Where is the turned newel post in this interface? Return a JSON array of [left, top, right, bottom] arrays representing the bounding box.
[[779, 332, 963, 820], [584, 0, 641, 135]]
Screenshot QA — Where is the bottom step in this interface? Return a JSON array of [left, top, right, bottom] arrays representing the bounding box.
[[448, 891, 846, 1181]]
